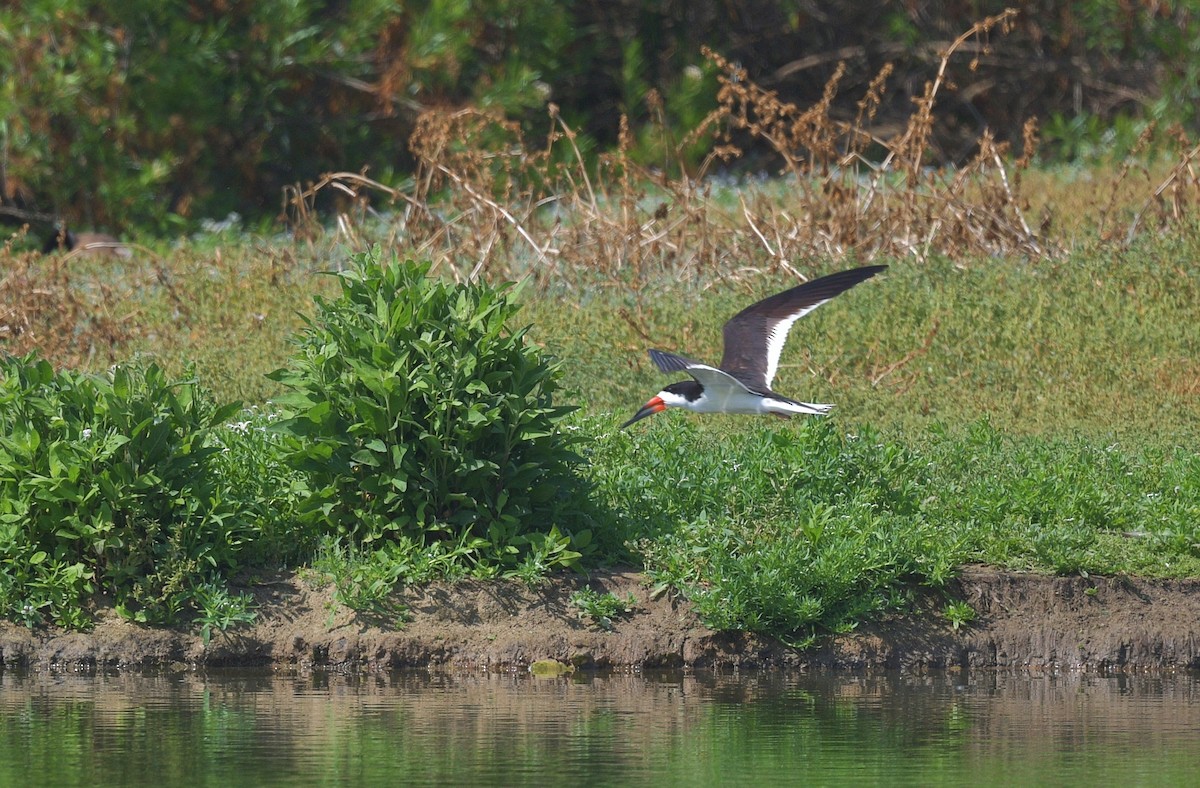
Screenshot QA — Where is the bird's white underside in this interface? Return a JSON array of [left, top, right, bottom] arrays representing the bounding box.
[[661, 364, 831, 417]]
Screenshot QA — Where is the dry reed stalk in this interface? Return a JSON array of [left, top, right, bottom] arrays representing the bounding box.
[[1125, 133, 1200, 244], [1097, 122, 1157, 240]]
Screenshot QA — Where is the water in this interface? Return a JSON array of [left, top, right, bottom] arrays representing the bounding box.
[[2, 669, 1198, 786]]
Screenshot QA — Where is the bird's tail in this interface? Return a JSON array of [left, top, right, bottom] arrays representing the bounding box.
[[771, 398, 833, 416]]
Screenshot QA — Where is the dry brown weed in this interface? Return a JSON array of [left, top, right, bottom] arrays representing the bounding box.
[[283, 9, 1200, 285]]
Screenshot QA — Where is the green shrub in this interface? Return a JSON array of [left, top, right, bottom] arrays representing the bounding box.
[[0, 355, 248, 627], [268, 249, 590, 573], [208, 407, 310, 566]]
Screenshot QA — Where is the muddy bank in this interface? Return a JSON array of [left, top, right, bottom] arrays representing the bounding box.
[[1, 566, 1198, 673]]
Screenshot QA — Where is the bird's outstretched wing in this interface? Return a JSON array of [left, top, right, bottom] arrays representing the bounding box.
[[648, 348, 704, 374], [719, 265, 886, 390]]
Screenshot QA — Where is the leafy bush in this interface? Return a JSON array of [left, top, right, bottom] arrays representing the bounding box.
[[268, 249, 590, 573], [0, 355, 249, 627]]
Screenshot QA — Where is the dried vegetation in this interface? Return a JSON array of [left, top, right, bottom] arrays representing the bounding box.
[[281, 10, 1200, 286], [0, 232, 140, 367]]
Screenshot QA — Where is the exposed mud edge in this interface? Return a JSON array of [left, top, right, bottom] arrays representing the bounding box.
[[2, 565, 1199, 673]]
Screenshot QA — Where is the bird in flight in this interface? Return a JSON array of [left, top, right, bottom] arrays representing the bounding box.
[[621, 265, 886, 428]]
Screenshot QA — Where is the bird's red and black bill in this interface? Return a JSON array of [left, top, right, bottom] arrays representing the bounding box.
[[620, 396, 665, 429]]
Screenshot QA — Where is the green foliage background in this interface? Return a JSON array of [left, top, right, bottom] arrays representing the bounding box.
[[3, 0, 1198, 231]]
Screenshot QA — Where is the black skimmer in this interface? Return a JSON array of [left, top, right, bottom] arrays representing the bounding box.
[[621, 265, 886, 428]]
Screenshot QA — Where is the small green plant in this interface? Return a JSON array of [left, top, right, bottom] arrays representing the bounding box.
[[943, 601, 976, 631], [570, 587, 637, 631], [191, 583, 257, 646], [310, 537, 414, 627], [507, 526, 588, 587], [269, 250, 592, 580]]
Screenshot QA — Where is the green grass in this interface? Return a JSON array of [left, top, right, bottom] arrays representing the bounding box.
[[584, 414, 1200, 641]]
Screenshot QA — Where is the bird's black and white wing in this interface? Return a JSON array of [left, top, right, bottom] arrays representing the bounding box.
[[648, 348, 704, 374], [718, 265, 886, 390], [680, 364, 757, 408]]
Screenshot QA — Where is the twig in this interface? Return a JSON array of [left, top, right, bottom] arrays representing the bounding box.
[[871, 319, 940, 386], [1125, 142, 1200, 244], [741, 196, 776, 258], [433, 164, 550, 267], [617, 307, 654, 342], [987, 145, 1041, 255]]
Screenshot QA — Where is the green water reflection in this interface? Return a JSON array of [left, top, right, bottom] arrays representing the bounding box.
[[2, 669, 1198, 786]]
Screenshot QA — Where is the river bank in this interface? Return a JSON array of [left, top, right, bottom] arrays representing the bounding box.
[[2, 565, 1198, 673]]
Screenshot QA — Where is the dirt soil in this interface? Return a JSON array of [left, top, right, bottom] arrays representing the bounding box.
[[2, 565, 1199, 673]]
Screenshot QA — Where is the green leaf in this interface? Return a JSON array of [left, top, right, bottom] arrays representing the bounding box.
[[351, 449, 381, 467], [209, 401, 244, 426]]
